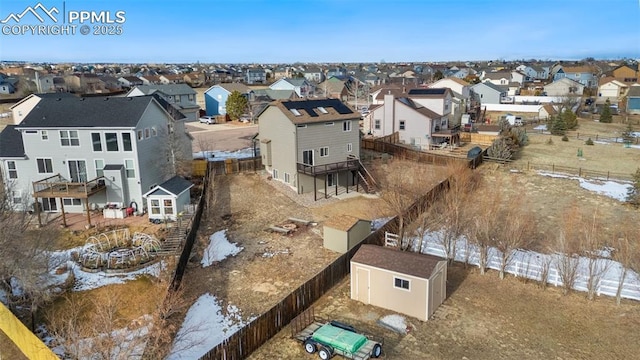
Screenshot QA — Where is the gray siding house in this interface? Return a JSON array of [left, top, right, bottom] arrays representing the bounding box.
[[127, 84, 200, 122], [0, 96, 191, 226], [471, 82, 508, 105], [258, 98, 375, 200]]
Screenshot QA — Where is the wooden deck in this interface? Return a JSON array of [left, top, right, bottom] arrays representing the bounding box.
[[32, 174, 106, 199]]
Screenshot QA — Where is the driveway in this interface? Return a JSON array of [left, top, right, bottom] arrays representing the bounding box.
[[187, 122, 258, 152]]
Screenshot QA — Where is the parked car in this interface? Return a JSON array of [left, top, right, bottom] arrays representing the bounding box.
[[199, 116, 216, 124]]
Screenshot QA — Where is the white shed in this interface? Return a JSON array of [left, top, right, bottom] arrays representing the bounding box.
[[143, 176, 193, 221], [323, 215, 371, 254]]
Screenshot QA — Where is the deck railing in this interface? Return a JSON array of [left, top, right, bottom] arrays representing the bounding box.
[[32, 174, 107, 197]]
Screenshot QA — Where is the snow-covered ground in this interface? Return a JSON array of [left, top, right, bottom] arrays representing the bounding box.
[[538, 171, 632, 202], [378, 314, 408, 334], [201, 229, 244, 267], [193, 148, 255, 161], [371, 217, 393, 231]]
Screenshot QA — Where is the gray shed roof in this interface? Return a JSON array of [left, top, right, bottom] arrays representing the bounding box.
[[17, 96, 158, 128], [351, 244, 445, 279], [144, 176, 193, 197], [0, 125, 25, 158]]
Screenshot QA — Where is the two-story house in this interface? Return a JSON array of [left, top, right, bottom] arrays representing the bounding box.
[[0, 96, 192, 226], [303, 67, 325, 83], [258, 98, 373, 200], [269, 78, 314, 98], [9, 92, 77, 125], [245, 68, 267, 85], [428, 77, 471, 122], [203, 83, 252, 116], [543, 77, 585, 96], [553, 66, 597, 88], [407, 88, 453, 119], [470, 82, 508, 105], [127, 84, 200, 122], [118, 76, 144, 89], [611, 64, 639, 84]]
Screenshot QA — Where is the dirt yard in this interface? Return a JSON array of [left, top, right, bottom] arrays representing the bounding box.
[[249, 264, 640, 360], [179, 173, 396, 317]]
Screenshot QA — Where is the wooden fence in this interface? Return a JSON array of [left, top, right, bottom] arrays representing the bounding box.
[[570, 132, 640, 145], [361, 138, 479, 168], [198, 178, 451, 359], [208, 157, 262, 175], [459, 132, 497, 145], [507, 161, 634, 182]]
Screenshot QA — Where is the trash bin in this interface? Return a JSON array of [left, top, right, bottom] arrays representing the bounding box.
[[126, 207, 134, 217]]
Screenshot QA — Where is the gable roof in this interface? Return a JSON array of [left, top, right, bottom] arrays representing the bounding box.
[[561, 66, 595, 74], [324, 215, 369, 232], [546, 77, 583, 88], [408, 88, 448, 96], [351, 244, 445, 279], [263, 98, 356, 125], [472, 81, 506, 93], [436, 77, 470, 86], [9, 92, 77, 110], [131, 84, 196, 96], [397, 97, 442, 118], [253, 89, 297, 100], [0, 125, 25, 158], [144, 176, 193, 197], [17, 96, 159, 129], [483, 71, 511, 80], [209, 83, 251, 94]]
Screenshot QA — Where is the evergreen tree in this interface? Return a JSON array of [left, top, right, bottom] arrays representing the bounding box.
[[600, 99, 613, 123], [225, 90, 248, 121], [627, 168, 640, 206], [562, 108, 578, 130], [487, 137, 514, 160], [550, 114, 567, 135], [621, 122, 635, 143]]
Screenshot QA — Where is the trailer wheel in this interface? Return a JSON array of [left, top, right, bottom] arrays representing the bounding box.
[[372, 343, 382, 358], [318, 346, 333, 360], [304, 339, 316, 354]]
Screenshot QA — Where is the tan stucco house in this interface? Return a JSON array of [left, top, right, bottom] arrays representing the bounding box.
[[350, 244, 447, 321], [323, 215, 371, 253]]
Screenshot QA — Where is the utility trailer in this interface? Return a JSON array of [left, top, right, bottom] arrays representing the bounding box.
[[292, 307, 383, 360]]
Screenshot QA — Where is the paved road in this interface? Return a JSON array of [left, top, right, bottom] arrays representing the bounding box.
[[187, 122, 258, 152]]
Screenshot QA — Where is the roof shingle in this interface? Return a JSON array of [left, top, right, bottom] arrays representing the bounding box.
[[351, 244, 445, 279]]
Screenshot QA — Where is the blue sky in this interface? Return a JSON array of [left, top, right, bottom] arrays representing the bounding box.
[[0, 0, 638, 63]]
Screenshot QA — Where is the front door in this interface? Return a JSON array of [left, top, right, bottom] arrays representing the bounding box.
[[302, 149, 314, 166], [68, 160, 87, 182], [356, 267, 370, 304]]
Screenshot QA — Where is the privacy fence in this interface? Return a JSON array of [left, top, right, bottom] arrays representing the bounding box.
[[198, 179, 451, 359], [506, 161, 634, 182], [361, 137, 480, 168], [416, 235, 640, 301]]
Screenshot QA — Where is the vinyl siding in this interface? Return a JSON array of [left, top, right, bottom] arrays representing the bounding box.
[[296, 119, 360, 166], [258, 107, 297, 186]]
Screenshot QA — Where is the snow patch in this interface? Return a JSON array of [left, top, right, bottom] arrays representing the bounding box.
[[537, 171, 631, 202], [378, 314, 408, 334], [193, 148, 255, 161], [167, 293, 253, 360], [201, 230, 244, 267], [533, 124, 547, 131], [372, 217, 393, 231]]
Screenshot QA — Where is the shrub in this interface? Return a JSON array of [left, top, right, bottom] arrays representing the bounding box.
[[585, 138, 594, 145], [561, 135, 569, 142], [546, 137, 554, 145], [600, 99, 613, 123]]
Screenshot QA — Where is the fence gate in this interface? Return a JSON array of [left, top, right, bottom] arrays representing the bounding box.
[[384, 232, 399, 248]]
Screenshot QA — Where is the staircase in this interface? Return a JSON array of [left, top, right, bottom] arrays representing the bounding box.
[[155, 213, 193, 256], [353, 157, 378, 194]]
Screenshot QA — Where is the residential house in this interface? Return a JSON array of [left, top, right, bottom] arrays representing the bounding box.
[[0, 79, 16, 94], [367, 94, 456, 150], [317, 77, 348, 101], [269, 78, 314, 98], [482, 71, 511, 86], [0, 96, 191, 225], [326, 67, 348, 79], [98, 75, 122, 92], [407, 88, 453, 119], [31, 74, 56, 93], [626, 85, 640, 114], [9, 92, 77, 125], [303, 67, 325, 83], [553, 66, 597, 88], [118, 76, 144, 89], [539, 104, 558, 121], [428, 77, 471, 122], [183, 72, 205, 87], [139, 75, 163, 85], [63, 74, 105, 93], [543, 78, 585, 96], [159, 74, 185, 84], [127, 84, 199, 122], [350, 244, 447, 322], [517, 64, 549, 81], [203, 83, 251, 116], [510, 71, 526, 85], [471, 82, 508, 105], [370, 86, 408, 105], [323, 215, 371, 254], [598, 79, 628, 99], [611, 64, 639, 84], [257, 98, 369, 199], [143, 176, 193, 221], [273, 67, 290, 80], [245, 68, 267, 85]]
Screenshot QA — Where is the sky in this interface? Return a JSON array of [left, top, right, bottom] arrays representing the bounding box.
[[0, 0, 639, 63]]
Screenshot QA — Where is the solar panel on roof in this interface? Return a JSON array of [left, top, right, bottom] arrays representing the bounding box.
[[408, 88, 447, 95], [282, 99, 354, 116]]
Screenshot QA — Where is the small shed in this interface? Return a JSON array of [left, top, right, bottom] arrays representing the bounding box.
[[143, 176, 193, 221], [323, 215, 371, 254], [350, 244, 447, 321]]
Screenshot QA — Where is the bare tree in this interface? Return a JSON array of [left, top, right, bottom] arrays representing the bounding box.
[[494, 191, 536, 279], [555, 205, 582, 295], [612, 217, 637, 305], [373, 159, 439, 250], [466, 178, 502, 274], [579, 208, 610, 301], [160, 122, 193, 179]]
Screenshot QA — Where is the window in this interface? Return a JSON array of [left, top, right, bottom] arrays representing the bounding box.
[[151, 127, 157, 137], [343, 120, 352, 132], [145, 128, 150, 138], [105, 133, 119, 151], [273, 169, 278, 179], [163, 199, 174, 215], [284, 173, 290, 183], [41, 130, 48, 140], [150, 199, 160, 214], [36, 158, 53, 173], [302, 149, 314, 165], [95, 159, 104, 178], [325, 122, 334, 126], [7, 161, 17, 179], [318, 107, 328, 114], [137, 130, 143, 140], [60, 130, 79, 146], [374, 119, 381, 130], [63, 198, 82, 206], [174, 95, 181, 103], [320, 147, 329, 157], [122, 133, 132, 151], [399, 120, 406, 130], [394, 277, 410, 290], [347, 143, 353, 152], [12, 190, 22, 204], [188, 94, 195, 102], [91, 133, 102, 151], [125, 159, 135, 178]]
